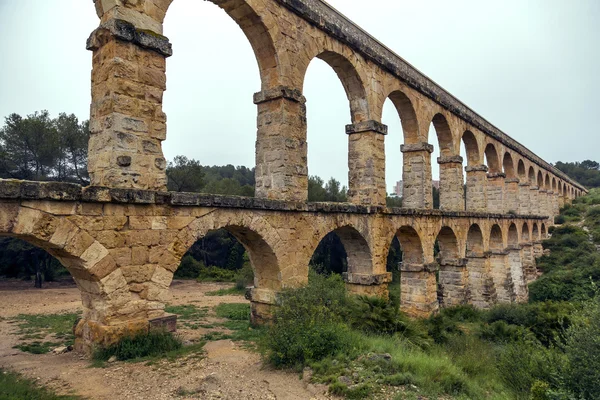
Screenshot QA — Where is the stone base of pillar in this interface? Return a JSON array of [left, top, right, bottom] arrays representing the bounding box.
[[520, 244, 537, 283], [400, 263, 439, 318], [247, 287, 279, 326], [343, 272, 392, 298], [438, 258, 471, 307], [466, 253, 497, 309], [74, 318, 150, 355], [489, 251, 516, 304]]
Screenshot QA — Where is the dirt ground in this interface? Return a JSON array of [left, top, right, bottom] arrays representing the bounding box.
[[0, 280, 333, 400]]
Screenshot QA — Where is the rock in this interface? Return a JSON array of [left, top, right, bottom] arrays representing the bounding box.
[[338, 376, 352, 386], [108, 355, 118, 363], [52, 346, 68, 355], [366, 353, 392, 362]]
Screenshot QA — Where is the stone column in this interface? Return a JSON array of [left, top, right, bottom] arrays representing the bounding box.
[[401, 143, 434, 209], [504, 178, 520, 214], [346, 121, 387, 206], [518, 183, 531, 214], [489, 250, 515, 303], [558, 194, 565, 210], [552, 192, 560, 217], [538, 189, 548, 217], [521, 243, 537, 283], [87, 20, 172, 190], [466, 252, 497, 309], [465, 165, 488, 212], [344, 272, 392, 298], [486, 173, 506, 213], [247, 288, 279, 325], [438, 156, 465, 211], [530, 186, 540, 215], [400, 263, 439, 317], [254, 87, 308, 202], [508, 245, 528, 302], [437, 258, 470, 307]]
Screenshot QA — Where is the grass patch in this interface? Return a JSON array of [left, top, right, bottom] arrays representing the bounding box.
[[205, 286, 246, 297], [0, 368, 82, 399], [214, 303, 250, 320], [10, 313, 79, 354]]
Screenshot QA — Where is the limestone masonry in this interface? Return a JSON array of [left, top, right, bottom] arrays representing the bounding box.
[[0, 0, 587, 352]]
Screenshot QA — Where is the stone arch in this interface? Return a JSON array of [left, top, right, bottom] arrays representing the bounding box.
[[170, 214, 281, 290], [0, 203, 127, 351], [430, 114, 456, 157], [532, 223, 540, 240], [521, 222, 531, 242], [528, 166, 536, 185], [517, 159, 526, 178], [489, 224, 504, 251], [484, 143, 501, 173], [395, 225, 425, 264], [508, 223, 519, 246], [436, 226, 460, 260], [303, 51, 369, 123], [544, 174, 551, 190], [541, 223, 547, 238], [552, 178, 557, 192], [466, 224, 484, 255], [461, 130, 481, 165], [147, 0, 280, 89], [323, 225, 373, 275], [386, 90, 420, 144], [503, 152, 516, 178], [537, 170, 544, 188]]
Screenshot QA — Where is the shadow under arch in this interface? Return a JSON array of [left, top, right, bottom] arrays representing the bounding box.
[[309, 225, 372, 276], [386, 90, 420, 144]]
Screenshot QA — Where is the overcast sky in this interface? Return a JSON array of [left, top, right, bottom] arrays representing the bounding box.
[[0, 0, 598, 192]]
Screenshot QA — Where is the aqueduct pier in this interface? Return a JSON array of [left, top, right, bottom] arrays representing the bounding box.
[[0, 0, 588, 351]]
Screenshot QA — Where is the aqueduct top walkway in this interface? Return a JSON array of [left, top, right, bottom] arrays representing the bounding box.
[[0, 0, 587, 351]]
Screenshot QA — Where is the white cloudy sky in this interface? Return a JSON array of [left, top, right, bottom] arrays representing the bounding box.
[[0, 0, 598, 192]]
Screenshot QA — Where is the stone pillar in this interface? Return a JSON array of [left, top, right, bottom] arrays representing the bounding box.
[[538, 189, 548, 217], [437, 258, 470, 307], [346, 121, 387, 206], [530, 187, 540, 215], [486, 173, 506, 213], [465, 165, 488, 212], [518, 183, 531, 214], [466, 252, 497, 309], [508, 245, 528, 302], [521, 243, 537, 283], [401, 143, 434, 209], [344, 272, 392, 298], [552, 192, 560, 217], [489, 250, 515, 303], [254, 87, 308, 202], [558, 194, 565, 211], [438, 156, 465, 211], [87, 19, 171, 190], [504, 178, 520, 214], [400, 263, 439, 317], [247, 288, 279, 325]]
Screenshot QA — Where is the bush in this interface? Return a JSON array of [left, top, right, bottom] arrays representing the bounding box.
[[174, 255, 203, 279], [564, 297, 600, 399], [93, 329, 183, 361], [234, 262, 254, 290]]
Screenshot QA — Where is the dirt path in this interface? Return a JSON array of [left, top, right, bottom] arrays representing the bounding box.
[[0, 280, 332, 400]]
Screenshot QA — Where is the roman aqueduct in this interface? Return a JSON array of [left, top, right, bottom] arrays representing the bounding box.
[[0, 0, 587, 352]]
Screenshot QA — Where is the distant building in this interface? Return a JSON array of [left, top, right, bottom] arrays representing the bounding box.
[[394, 181, 403, 197]]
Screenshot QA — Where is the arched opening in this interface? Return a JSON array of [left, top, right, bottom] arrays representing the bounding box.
[[528, 167, 536, 186], [435, 226, 467, 307], [484, 144, 501, 174], [304, 51, 367, 200], [537, 171, 544, 189], [532, 223, 540, 241], [462, 131, 481, 211], [383, 90, 420, 207], [162, 0, 270, 195], [517, 159, 526, 179], [430, 114, 461, 210], [490, 225, 504, 251], [503, 153, 516, 178], [310, 226, 371, 278], [466, 224, 494, 308], [541, 224, 547, 239], [544, 174, 551, 191]]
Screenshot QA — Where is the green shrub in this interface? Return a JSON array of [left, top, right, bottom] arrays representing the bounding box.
[[564, 297, 600, 399], [426, 305, 482, 344], [93, 329, 183, 361], [0, 368, 82, 399], [174, 255, 203, 279], [214, 303, 250, 321], [234, 262, 254, 290]]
